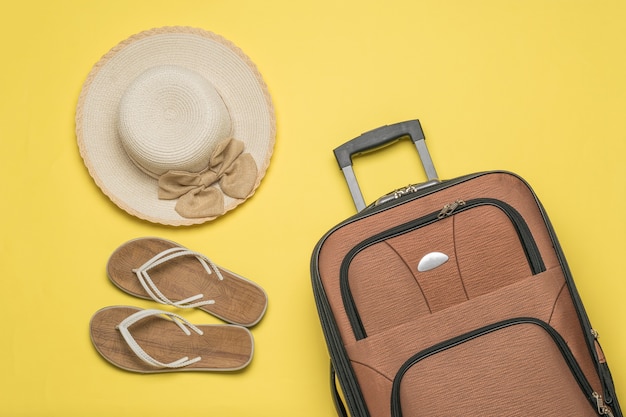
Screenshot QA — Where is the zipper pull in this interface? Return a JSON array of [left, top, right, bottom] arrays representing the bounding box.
[[438, 200, 466, 218], [591, 329, 608, 364], [593, 392, 614, 416]]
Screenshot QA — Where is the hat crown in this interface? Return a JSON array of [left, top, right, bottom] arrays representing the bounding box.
[[118, 65, 232, 177]]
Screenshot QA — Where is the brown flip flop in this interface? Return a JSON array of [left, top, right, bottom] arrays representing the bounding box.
[[107, 237, 267, 327], [90, 306, 254, 373]]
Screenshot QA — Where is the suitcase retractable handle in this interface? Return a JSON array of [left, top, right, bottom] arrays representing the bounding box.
[[333, 119, 439, 211]]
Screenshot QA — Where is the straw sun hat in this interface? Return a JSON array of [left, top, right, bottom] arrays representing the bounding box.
[[76, 27, 276, 226]]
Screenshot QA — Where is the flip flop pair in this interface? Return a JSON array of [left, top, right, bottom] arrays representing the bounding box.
[[90, 237, 267, 373]]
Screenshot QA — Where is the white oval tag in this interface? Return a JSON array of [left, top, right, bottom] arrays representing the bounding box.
[[417, 252, 449, 272]]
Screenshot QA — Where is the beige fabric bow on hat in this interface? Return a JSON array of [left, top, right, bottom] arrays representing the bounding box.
[[158, 138, 258, 218]]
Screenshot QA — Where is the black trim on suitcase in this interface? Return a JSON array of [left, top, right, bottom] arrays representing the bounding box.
[[340, 197, 546, 340], [390, 317, 602, 417]]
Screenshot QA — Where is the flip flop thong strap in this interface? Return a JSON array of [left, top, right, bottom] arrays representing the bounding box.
[[116, 309, 204, 369], [131, 247, 224, 308]]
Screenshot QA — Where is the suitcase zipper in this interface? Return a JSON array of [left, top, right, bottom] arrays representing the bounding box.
[[341, 198, 546, 340], [437, 199, 466, 218], [389, 317, 611, 417], [594, 392, 616, 417]]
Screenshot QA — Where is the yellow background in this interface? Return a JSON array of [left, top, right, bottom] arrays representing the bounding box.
[[1, 1, 625, 416]]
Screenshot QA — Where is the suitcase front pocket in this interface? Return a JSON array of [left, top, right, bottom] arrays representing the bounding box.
[[341, 198, 546, 340], [390, 318, 607, 417]]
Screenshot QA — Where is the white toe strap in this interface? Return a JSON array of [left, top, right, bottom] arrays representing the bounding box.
[[131, 247, 224, 308], [116, 309, 204, 369]]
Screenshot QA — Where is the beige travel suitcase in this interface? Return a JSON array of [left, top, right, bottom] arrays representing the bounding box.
[[310, 120, 621, 417]]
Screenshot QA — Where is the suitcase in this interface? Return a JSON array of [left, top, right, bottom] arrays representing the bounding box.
[[310, 120, 622, 417]]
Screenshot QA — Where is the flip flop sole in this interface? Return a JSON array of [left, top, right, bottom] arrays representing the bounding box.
[[90, 306, 254, 373]]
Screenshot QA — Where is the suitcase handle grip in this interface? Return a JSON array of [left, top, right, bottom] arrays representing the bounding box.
[[333, 120, 439, 211], [334, 119, 425, 168]]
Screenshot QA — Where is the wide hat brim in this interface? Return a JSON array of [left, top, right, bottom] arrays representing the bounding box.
[[76, 27, 276, 226]]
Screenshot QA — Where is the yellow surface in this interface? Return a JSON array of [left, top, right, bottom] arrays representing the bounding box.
[[1, 1, 625, 416]]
